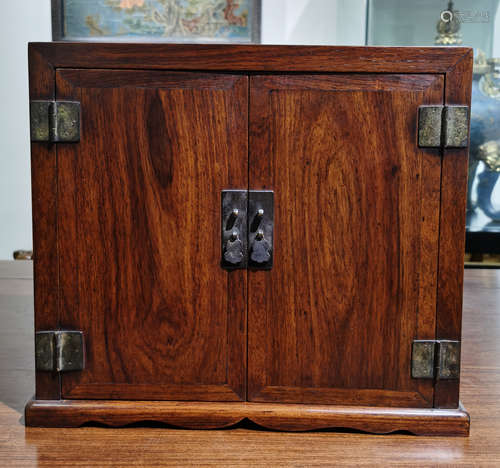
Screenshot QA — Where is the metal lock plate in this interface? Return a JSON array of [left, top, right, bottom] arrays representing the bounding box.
[[249, 190, 274, 269], [221, 190, 248, 269]]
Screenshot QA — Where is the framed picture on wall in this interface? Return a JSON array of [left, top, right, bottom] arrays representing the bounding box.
[[51, 0, 261, 43]]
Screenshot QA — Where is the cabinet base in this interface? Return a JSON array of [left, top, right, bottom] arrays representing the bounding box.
[[25, 398, 469, 436]]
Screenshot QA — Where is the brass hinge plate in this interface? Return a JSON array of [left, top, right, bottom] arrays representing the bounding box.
[[418, 105, 469, 148], [411, 340, 460, 380], [35, 331, 85, 372], [30, 100, 81, 142]]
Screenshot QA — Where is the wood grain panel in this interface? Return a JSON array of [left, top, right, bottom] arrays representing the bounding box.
[[434, 50, 474, 409], [248, 74, 444, 407], [24, 398, 469, 436], [29, 43, 470, 73], [55, 70, 248, 401], [28, 47, 60, 400]]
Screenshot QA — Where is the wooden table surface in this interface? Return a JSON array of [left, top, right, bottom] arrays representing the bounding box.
[[0, 264, 499, 466]]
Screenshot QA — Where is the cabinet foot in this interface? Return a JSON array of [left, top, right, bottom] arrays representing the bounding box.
[[25, 398, 469, 436]]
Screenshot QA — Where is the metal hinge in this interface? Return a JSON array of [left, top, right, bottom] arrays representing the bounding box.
[[418, 105, 469, 148], [30, 100, 81, 142], [35, 331, 85, 372], [411, 340, 460, 380]]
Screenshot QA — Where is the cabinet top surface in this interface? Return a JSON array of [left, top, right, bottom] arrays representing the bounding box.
[[29, 42, 472, 73]]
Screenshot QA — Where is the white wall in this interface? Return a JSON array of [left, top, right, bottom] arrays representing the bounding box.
[[261, 0, 367, 45], [0, 1, 51, 259], [493, 4, 500, 56]]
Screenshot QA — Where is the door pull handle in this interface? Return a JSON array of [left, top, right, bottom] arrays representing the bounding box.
[[250, 229, 272, 264], [224, 230, 245, 265]]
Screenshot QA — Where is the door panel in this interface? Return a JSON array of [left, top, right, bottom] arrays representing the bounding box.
[[248, 74, 444, 407], [57, 70, 247, 401]]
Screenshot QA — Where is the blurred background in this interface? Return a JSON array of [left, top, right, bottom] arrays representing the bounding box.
[[1, 0, 499, 266]]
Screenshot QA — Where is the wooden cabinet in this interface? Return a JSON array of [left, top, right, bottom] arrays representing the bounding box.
[[26, 44, 472, 436]]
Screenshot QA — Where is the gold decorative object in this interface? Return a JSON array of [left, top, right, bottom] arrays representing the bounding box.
[[478, 140, 500, 172], [474, 49, 492, 75], [435, 1, 462, 45], [13, 250, 33, 260], [479, 58, 500, 99]]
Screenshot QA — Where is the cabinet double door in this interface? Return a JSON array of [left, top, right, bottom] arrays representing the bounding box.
[[57, 69, 444, 408]]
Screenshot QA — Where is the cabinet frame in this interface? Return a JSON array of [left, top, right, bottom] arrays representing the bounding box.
[[27, 43, 472, 434]]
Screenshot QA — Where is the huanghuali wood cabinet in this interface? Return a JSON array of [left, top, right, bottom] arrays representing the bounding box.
[[25, 43, 473, 436]]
